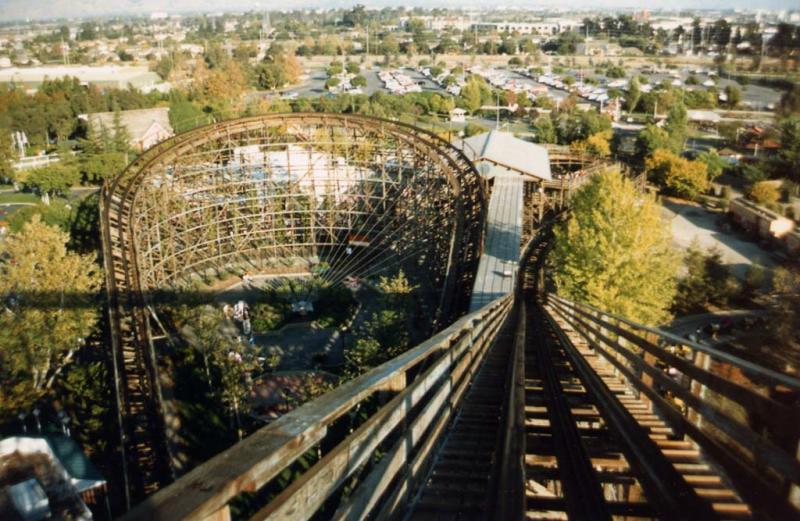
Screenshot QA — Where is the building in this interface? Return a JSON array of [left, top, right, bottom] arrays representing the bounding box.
[[471, 22, 559, 36], [0, 436, 107, 520], [0, 65, 162, 91], [450, 108, 467, 123], [575, 40, 623, 57], [88, 107, 174, 152], [459, 130, 552, 182], [729, 197, 795, 240]]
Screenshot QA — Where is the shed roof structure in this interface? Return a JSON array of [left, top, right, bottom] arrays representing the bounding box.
[[459, 131, 552, 181]]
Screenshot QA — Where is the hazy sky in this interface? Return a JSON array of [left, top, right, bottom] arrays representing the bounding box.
[[0, 0, 798, 22]]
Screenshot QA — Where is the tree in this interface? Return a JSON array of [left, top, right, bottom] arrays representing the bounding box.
[[325, 77, 341, 90], [0, 130, 14, 183], [645, 149, 710, 200], [626, 76, 641, 113], [80, 151, 126, 183], [22, 163, 81, 200], [8, 199, 72, 233], [459, 76, 489, 114], [769, 116, 800, 184], [747, 181, 780, 205], [0, 216, 102, 420], [574, 130, 612, 157], [777, 85, 800, 118], [463, 122, 487, 137], [154, 56, 173, 80], [533, 115, 557, 144], [111, 108, 131, 153], [673, 243, 738, 315], [549, 168, 679, 325], [696, 149, 726, 182], [351, 75, 367, 88], [663, 102, 688, 151], [724, 85, 741, 108], [77, 22, 96, 41]]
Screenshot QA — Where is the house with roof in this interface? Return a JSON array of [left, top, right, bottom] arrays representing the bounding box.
[[458, 130, 552, 183], [0, 435, 107, 520], [87, 107, 174, 152]]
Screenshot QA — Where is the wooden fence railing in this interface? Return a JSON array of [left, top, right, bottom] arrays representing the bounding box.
[[546, 294, 800, 521], [124, 294, 513, 521]]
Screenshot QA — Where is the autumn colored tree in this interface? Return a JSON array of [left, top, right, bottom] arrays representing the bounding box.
[[0, 216, 102, 419], [645, 148, 710, 200], [549, 168, 679, 325], [747, 181, 781, 205]]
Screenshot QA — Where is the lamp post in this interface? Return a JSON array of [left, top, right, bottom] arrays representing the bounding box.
[[18, 412, 27, 433]]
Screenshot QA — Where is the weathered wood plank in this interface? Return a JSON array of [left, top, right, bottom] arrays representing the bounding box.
[[251, 300, 509, 520]]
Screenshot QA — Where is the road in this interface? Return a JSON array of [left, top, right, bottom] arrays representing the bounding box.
[[662, 198, 778, 281]]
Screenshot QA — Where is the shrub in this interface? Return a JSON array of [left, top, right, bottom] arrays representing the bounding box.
[[251, 303, 284, 332], [747, 181, 780, 205]]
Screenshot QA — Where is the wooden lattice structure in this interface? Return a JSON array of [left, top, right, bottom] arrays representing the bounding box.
[[100, 113, 486, 505]]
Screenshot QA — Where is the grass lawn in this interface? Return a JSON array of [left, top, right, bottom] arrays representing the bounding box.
[[0, 192, 40, 204]]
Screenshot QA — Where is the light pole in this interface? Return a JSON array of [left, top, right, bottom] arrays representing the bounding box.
[[18, 412, 27, 433]]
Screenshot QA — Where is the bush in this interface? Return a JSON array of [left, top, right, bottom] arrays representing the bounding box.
[[747, 181, 780, 205], [463, 122, 487, 137], [721, 185, 733, 200], [251, 303, 284, 332]]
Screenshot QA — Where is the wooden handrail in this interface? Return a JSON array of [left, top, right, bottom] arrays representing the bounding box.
[[545, 293, 800, 521], [124, 294, 513, 521]]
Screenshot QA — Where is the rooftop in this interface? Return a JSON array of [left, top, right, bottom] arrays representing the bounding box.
[[460, 131, 552, 182]]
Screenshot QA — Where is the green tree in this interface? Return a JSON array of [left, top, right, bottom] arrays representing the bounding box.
[[673, 243, 738, 315], [533, 115, 557, 144], [111, 108, 131, 153], [154, 56, 173, 80], [696, 149, 726, 181], [724, 85, 741, 108], [0, 130, 14, 182], [80, 151, 127, 183], [8, 199, 72, 233], [777, 85, 800, 118], [549, 168, 679, 325], [626, 76, 641, 113], [769, 116, 800, 184], [22, 163, 81, 199], [463, 122, 487, 137], [351, 75, 368, 88], [459, 76, 489, 114], [0, 216, 102, 419], [663, 102, 688, 151]]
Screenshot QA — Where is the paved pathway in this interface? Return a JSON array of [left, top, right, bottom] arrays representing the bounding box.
[[469, 173, 524, 312], [662, 199, 778, 281]]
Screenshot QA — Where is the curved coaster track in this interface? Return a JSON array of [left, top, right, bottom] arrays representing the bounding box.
[[103, 115, 800, 520]]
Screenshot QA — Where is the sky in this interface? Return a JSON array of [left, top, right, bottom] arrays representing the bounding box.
[[0, 0, 798, 22]]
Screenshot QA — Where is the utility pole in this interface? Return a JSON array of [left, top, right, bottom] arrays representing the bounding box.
[[496, 91, 500, 129]]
